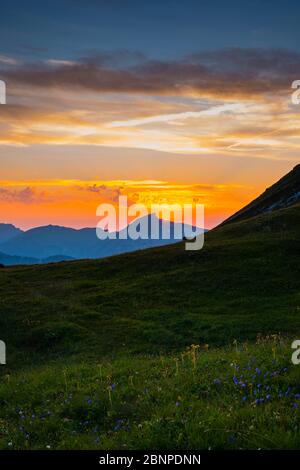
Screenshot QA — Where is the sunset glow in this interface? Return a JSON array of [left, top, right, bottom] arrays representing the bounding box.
[[0, 1, 299, 230]]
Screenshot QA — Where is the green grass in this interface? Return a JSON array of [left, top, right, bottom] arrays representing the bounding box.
[[0, 336, 300, 450], [0, 203, 299, 449], [0, 203, 299, 368]]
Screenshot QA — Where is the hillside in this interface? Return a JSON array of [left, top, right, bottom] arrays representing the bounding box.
[[0, 198, 299, 368], [222, 164, 300, 225]]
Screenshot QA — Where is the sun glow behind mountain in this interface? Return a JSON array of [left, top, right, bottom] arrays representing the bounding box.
[[0, 178, 255, 230]]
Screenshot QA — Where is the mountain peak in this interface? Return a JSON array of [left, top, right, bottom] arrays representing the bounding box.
[[0, 223, 23, 244]]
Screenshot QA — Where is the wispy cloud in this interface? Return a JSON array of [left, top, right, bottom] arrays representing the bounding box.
[[0, 55, 20, 66], [108, 103, 251, 128]]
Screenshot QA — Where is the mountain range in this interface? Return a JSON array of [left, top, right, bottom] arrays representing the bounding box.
[[0, 215, 203, 266], [2, 165, 299, 266]]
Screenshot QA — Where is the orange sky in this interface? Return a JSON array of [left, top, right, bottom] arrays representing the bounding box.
[[0, 178, 260, 229], [0, 54, 299, 230]]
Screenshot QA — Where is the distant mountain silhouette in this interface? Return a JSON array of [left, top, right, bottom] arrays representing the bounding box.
[[0, 214, 203, 265], [41, 255, 75, 263], [0, 224, 23, 244], [0, 251, 39, 266]]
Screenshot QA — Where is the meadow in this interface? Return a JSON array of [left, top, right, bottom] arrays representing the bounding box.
[[0, 336, 300, 449]]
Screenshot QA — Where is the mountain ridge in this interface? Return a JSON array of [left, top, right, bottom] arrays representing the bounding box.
[[0, 215, 203, 264], [221, 164, 300, 226], [0, 223, 23, 244]]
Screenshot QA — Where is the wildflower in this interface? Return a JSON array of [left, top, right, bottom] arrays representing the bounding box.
[[266, 394, 271, 400], [114, 419, 123, 431], [233, 376, 239, 386], [255, 398, 265, 405], [214, 379, 221, 385], [293, 403, 299, 409], [294, 393, 300, 399], [175, 401, 181, 407], [242, 396, 247, 402]]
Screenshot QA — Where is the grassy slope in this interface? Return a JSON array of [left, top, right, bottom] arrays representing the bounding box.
[[222, 164, 300, 225], [0, 202, 299, 449], [0, 202, 299, 368]]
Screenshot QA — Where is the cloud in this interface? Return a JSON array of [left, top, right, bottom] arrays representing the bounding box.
[[108, 103, 251, 127], [47, 59, 78, 67], [85, 183, 123, 203], [0, 186, 47, 203], [1, 48, 300, 159], [0, 55, 20, 66], [2, 48, 300, 99]]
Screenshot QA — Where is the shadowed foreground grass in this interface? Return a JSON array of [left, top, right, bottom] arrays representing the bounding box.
[[1, 336, 300, 450]]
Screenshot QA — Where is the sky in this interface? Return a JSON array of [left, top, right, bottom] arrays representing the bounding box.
[[0, 0, 300, 229]]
